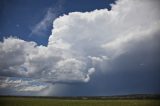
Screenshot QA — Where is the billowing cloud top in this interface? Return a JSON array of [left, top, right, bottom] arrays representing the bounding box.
[[0, 0, 160, 91]]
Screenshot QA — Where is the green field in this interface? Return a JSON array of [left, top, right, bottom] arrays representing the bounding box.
[[0, 97, 160, 106]]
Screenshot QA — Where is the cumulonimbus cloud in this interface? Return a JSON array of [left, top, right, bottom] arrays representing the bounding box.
[[0, 0, 160, 88]]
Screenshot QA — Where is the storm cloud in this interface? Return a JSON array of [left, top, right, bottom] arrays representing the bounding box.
[[0, 0, 160, 94]]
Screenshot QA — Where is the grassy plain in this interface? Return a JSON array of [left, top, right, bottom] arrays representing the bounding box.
[[0, 97, 160, 106]]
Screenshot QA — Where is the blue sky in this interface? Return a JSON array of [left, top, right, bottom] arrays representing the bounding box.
[[0, 0, 160, 96]]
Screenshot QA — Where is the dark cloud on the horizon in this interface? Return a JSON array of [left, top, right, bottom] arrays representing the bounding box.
[[51, 35, 160, 96]]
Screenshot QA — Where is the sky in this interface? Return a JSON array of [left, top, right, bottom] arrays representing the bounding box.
[[0, 0, 160, 96]]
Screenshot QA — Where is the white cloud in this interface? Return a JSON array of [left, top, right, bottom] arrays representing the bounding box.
[[0, 77, 48, 92], [0, 0, 160, 89], [30, 1, 63, 36], [30, 8, 56, 36], [18, 85, 47, 92]]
